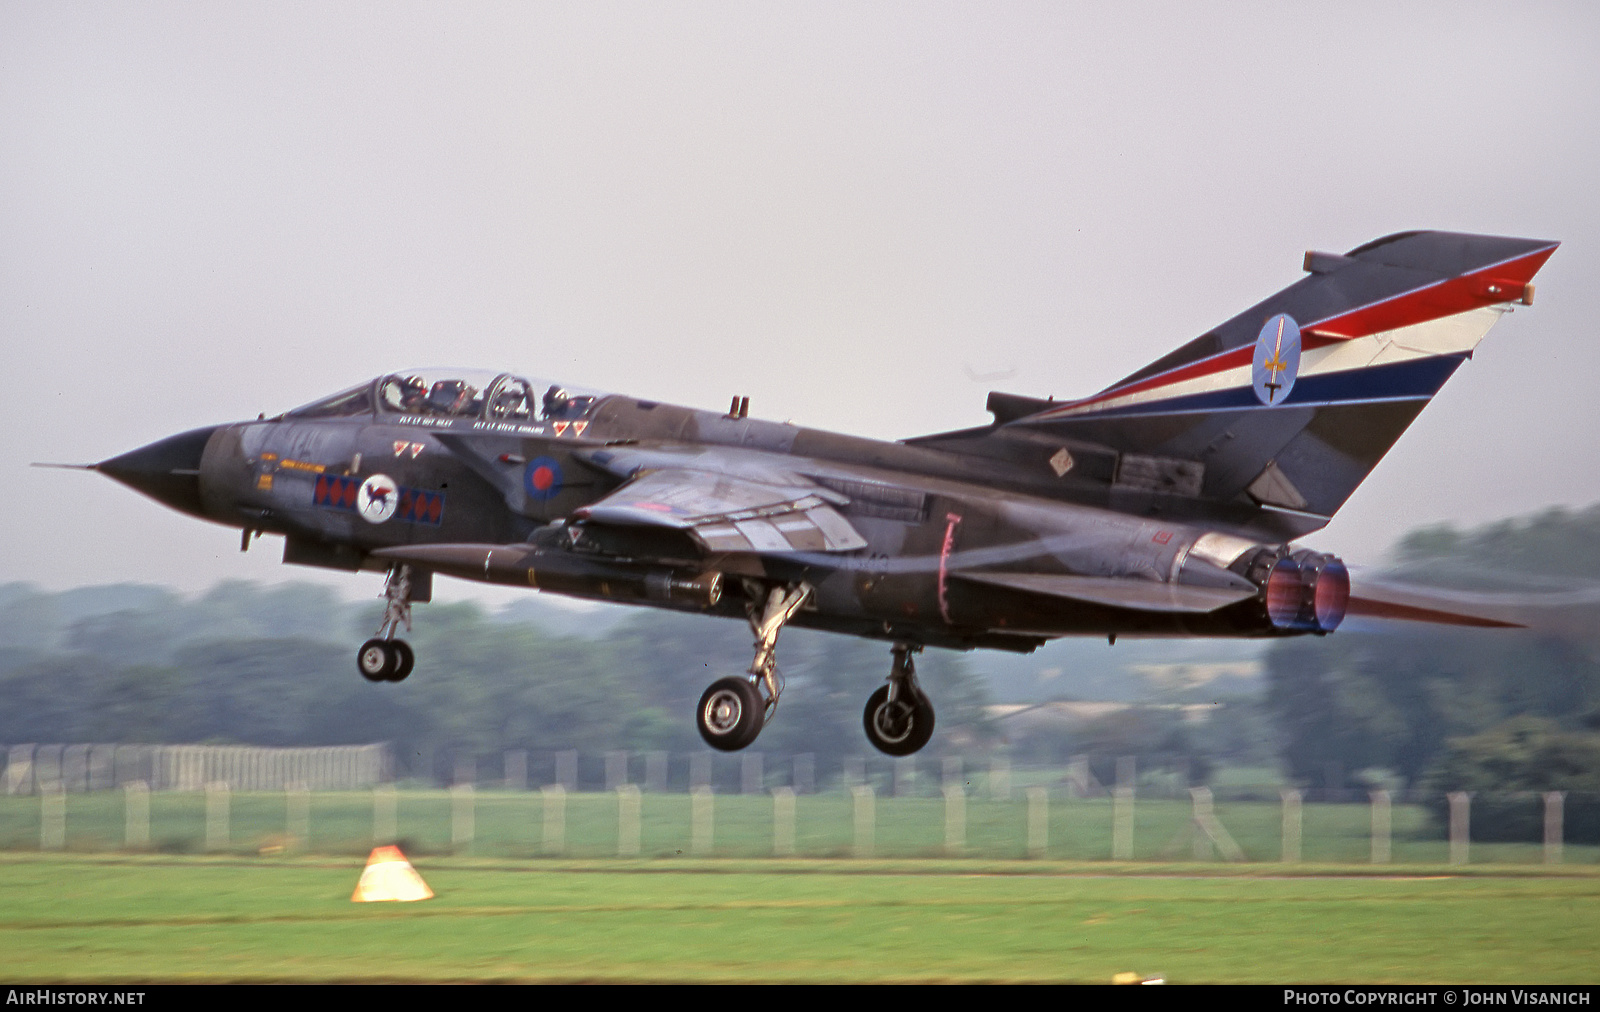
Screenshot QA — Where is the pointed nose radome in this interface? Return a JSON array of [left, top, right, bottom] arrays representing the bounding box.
[[97, 425, 222, 519]]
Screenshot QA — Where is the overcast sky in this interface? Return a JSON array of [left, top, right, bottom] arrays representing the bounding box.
[[3, 2, 1597, 606]]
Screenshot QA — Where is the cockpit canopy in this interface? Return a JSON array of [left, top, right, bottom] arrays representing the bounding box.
[[284, 369, 605, 424]]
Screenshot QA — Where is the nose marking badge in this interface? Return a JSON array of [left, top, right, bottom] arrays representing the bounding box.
[[1252, 313, 1301, 406], [358, 474, 400, 524]]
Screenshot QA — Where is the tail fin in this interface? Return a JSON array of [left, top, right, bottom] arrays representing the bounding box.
[[919, 231, 1557, 530]]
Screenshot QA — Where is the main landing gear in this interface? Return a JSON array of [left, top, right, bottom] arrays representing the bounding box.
[[357, 565, 416, 683], [692, 582, 939, 757], [862, 643, 936, 757], [696, 583, 811, 752]]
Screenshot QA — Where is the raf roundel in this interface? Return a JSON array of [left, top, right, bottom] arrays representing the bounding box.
[[357, 474, 400, 524], [1252, 312, 1301, 406], [524, 456, 563, 500]]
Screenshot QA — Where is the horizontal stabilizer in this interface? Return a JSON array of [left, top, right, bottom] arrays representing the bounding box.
[[1345, 580, 1528, 629], [954, 570, 1257, 614]]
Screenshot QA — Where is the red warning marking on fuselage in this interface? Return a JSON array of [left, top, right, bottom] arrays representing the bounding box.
[[937, 512, 962, 624], [572, 421, 589, 438], [552, 421, 570, 436]]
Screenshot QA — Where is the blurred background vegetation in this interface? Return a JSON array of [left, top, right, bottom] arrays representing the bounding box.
[[4, 505, 1600, 839]]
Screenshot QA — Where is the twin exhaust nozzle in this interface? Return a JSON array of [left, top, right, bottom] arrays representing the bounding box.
[[1238, 547, 1350, 633]]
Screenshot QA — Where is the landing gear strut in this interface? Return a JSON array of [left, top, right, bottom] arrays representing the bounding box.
[[863, 643, 936, 756], [695, 582, 811, 751], [357, 565, 416, 683]]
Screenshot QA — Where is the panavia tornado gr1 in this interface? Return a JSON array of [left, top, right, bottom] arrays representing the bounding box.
[[79, 230, 1559, 755]]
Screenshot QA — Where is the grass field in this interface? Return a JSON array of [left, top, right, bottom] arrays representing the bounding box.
[[0, 853, 1596, 982], [4, 789, 1596, 864]]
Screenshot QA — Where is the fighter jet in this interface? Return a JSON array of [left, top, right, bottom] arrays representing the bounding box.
[[79, 230, 1558, 756]]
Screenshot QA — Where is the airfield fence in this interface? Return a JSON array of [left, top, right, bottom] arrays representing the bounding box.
[[0, 744, 1595, 863]]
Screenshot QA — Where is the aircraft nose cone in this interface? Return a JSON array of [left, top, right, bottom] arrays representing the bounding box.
[[97, 425, 221, 519]]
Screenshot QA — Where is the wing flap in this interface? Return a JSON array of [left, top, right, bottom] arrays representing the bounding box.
[[575, 468, 867, 554], [955, 570, 1257, 614]]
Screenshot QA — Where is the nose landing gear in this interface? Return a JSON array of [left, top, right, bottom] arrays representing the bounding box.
[[357, 565, 417, 683], [862, 643, 935, 756], [358, 637, 414, 682]]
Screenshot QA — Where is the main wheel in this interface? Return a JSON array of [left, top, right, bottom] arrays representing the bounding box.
[[389, 640, 415, 682], [696, 677, 764, 751], [863, 685, 936, 756], [357, 639, 395, 682]]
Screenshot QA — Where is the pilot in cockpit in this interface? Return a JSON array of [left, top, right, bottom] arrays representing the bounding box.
[[397, 375, 428, 413], [543, 385, 595, 421], [543, 385, 571, 420]]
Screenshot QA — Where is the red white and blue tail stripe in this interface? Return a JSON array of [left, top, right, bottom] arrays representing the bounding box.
[[988, 231, 1558, 523]]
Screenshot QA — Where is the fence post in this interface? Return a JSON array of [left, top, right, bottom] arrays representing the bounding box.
[[452, 783, 474, 852], [617, 784, 641, 857], [1189, 786, 1246, 862], [605, 751, 629, 791], [894, 758, 915, 797], [505, 750, 528, 791], [793, 753, 815, 795], [772, 786, 795, 857], [555, 750, 578, 792], [287, 781, 310, 851], [1448, 791, 1471, 866], [1026, 786, 1048, 859], [1369, 789, 1391, 864], [7, 745, 34, 795], [204, 781, 230, 851], [942, 756, 963, 790], [741, 752, 763, 794], [944, 782, 965, 856], [852, 784, 875, 858], [1280, 789, 1302, 863], [1190, 787, 1213, 861], [645, 751, 668, 793], [541, 784, 566, 855], [843, 756, 865, 789], [373, 783, 397, 844], [1112, 787, 1134, 860], [124, 780, 149, 850], [40, 784, 64, 851], [1067, 755, 1090, 799], [1544, 791, 1565, 865], [990, 757, 1011, 800], [691, 786, 714, 856]]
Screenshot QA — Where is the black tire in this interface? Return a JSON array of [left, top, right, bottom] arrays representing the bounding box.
[[863, 685, 936, 756], [389, 640, 415, 682], [696, 676, 764, 752], [358, 639, 394, 682]]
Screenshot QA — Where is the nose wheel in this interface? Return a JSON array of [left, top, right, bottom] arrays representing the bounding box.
[[357, 565, 418, 683], [862, 643, 936, 756], [358, 638, 414, 682]]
